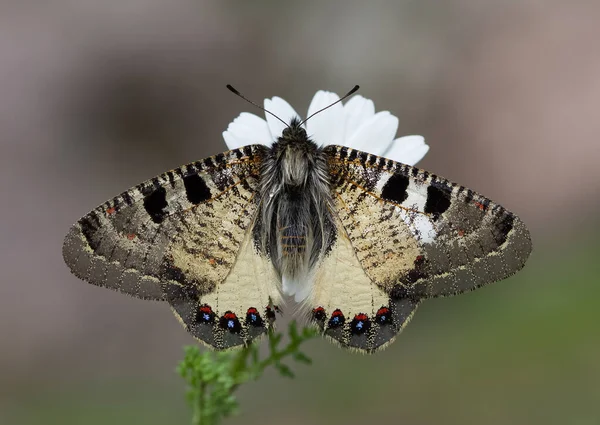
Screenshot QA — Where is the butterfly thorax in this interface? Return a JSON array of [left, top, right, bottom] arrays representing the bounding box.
[[256, 118, 336, 301]]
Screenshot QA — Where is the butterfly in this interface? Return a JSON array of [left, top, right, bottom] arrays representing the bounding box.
[[62, 87, 532, 353]]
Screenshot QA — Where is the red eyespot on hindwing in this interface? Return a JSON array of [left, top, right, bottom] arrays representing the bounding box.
[[375, 306, 392, 325], [245, 307, 263, 327], [328, 309, 345, 328], [312, 306, 326, 322], [198, 304, 215, 324], [219, 311, 241, 333], [350, 313, 371, 335]]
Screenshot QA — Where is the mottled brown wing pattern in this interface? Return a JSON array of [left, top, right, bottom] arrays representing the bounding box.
[[307, 145, 531, 352], [63, 145, 281, 349]]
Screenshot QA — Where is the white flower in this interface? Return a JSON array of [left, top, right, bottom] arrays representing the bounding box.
[[222, 90, 429, 166]]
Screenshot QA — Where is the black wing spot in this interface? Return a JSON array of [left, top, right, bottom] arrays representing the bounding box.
[[390, 284, 419, 300], [312, 306, 327, 322], [381, 172, 410, 204], [406, 268, 427, 284], [183, 174, 211, 204], [339, 146, 348, 159], [203, 157, 214, 168], [357, 151, 369, 164], [162, 263, 187, 284], [265, 305, 282, 321], [219, 311, 242, 333], [164, 281, 199, 301], [214, 153, 226, 165], [328, 309, 345, 328], [79, 215, 100, 250], [424, 184, 451, 218], [350, 313, 371, 335], [375, 307, 393, 325], [143, 186, 168, 224], [245, 307, 264, 327], [492, 213, 515, 246], [122, 191, 135, 206], [197, 304, 216, 324]]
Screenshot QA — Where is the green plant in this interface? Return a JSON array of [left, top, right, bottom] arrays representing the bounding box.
[[177, 321, 318, 425]]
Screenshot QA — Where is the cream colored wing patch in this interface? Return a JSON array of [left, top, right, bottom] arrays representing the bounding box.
[[307, 221, 419, 353], [168, 223, 281, 349]]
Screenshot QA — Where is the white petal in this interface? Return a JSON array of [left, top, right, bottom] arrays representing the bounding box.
[[264, 96, 301, 141], [346, 111, 399, 155], [383, 135, 430, 165], [222, 131, 243, 150], [383, 135, 425, 153], [222, 112, 271, 150], [342, 95, 375, 139], [305, 91, 344, 147]]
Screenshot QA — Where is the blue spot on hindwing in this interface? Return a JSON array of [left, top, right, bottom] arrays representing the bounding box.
[[376, 307, 393, 325], [197, 304, 215, 324], [219, 311, 241, 333], [245, 307, 264, 327], [328, 309, 345, 328], [350, 313, 371, 335]]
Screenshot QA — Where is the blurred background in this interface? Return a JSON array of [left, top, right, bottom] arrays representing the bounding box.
[[1, 1, 599, 424]]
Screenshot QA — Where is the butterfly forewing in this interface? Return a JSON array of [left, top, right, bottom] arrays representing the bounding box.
[[62, 144, 281, 349], [324, 145, 531, 296]]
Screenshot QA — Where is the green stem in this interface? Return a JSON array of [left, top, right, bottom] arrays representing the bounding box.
[[192, 381, 206, 425]]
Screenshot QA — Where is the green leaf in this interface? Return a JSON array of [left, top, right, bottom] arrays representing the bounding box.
[[276, 362, 295, 378], [293, 351, 312, 365]]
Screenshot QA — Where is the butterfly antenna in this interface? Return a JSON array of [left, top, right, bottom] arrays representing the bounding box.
[[299, 85, 360, 127], [226, 84, 290, 128]]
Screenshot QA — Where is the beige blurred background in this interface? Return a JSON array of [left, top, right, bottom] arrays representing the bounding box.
[[1, 1, 600, 424]]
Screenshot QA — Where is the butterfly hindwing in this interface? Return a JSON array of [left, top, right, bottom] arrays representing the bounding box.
[[167, 220, 282, 349], [63, 145, 281, 348], [308, 217, 420, 353]]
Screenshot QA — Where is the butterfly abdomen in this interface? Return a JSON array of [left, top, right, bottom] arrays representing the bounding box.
[[257, 120, 336, 300]]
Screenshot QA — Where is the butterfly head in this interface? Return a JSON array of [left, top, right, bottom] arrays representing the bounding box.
[[279, 117, 309, 143], [270, 117, 321, 187]]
